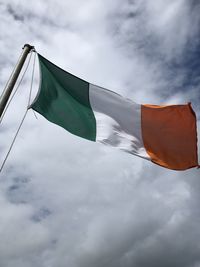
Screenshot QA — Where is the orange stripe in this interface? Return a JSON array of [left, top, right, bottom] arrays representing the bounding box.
[[141, 103, 198, 170]]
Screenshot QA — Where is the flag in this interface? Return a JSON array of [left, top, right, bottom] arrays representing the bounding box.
[[30, 54, 199, 170]]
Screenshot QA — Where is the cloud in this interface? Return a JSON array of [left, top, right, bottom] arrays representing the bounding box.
[[0, 0, 199, 267]]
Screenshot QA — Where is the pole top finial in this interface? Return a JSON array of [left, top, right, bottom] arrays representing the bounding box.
[[23, 44, 35, 52]]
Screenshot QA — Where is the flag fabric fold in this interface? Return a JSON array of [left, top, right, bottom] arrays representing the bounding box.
[[30, 54, 199, 170]]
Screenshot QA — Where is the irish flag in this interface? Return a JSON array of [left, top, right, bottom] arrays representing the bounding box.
[[30, 54, 199, 170]]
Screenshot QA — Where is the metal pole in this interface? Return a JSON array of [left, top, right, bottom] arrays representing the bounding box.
[[0, 44, 34, 118]]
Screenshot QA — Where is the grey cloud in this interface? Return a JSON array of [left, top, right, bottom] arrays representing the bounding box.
[[107, 0, 200, 102], [6, 4, 24, 22]]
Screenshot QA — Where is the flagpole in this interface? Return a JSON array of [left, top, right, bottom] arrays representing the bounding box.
[[0, 44, 34, 119]]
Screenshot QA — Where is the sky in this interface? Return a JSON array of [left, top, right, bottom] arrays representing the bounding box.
[[0, 0, 200, 267]]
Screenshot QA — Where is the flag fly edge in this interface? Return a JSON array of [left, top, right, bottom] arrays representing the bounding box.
[[141, 103, 199, 170]]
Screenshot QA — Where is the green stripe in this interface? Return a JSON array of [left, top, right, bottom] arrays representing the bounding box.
[[31, 54, 96, 141]]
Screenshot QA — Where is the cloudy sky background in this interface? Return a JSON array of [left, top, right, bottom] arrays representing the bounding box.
[[0, 0, 200, 266]]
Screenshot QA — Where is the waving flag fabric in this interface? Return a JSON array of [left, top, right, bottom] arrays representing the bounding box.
[[30, 54, 199, 170]]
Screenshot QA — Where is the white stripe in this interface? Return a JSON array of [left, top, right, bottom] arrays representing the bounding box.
[[89, 84, 150, 160]]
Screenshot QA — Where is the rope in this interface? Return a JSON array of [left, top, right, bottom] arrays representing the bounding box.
[[0, 51, 36, 174], [28, 51, 38, 119], [0, 110, 28, 174], [28, 51, 36, 106]]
